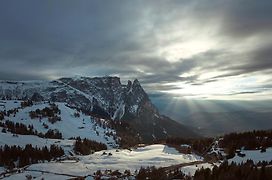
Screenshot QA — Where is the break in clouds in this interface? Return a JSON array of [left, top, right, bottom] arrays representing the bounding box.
[[0, 0, 272, 99]]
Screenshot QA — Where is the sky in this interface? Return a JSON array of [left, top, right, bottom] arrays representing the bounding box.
[[1, 0, 272, 100]]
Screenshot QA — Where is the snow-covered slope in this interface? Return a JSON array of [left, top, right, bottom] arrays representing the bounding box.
[[0, 100, 21, 111], [0, 100, 117, 148], [0, 132, 75, 155]]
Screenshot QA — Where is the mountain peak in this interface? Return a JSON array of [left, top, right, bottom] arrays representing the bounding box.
[[0, 76, 198, 142], [133, 79, 140, 85]]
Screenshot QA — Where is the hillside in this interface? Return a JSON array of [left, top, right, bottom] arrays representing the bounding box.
[[0, 100, 118, 148], [0, 76, 198, 142]]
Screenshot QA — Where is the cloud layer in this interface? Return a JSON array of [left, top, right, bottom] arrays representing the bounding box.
[[0, 0, 272, 99]]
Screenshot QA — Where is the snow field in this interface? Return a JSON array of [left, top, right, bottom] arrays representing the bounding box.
[[25, 144, 202, 177], [229, 147, 272, 164], [0, 101, 117, 148]]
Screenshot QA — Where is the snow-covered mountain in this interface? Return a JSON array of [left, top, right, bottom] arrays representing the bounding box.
[[0, 76, 198, 142], [0, 77, 150, 120]]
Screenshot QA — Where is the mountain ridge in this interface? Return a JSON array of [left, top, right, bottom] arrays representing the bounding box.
[[0, 76, 199, 142]]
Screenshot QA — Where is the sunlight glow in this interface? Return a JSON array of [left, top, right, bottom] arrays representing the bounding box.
[[161, 74, 272, 100], [160, 39, 215, 62]]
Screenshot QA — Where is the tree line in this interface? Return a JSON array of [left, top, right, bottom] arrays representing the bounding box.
[[0, 144, 64, 169], [73, 137, 107, 155], [1, 120, 62, 139], [219, 130, 272, 150], [133, 160, 272, 180], [194, 160, 272, 180], [29, 103, 61, 124], [164, 137, 214, 155], [164, 129, 272, 156]]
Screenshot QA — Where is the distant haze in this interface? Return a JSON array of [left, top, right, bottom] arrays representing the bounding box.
[[150, 96, 272, 136]]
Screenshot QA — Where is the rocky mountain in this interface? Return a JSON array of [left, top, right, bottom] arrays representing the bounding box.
[[0, 76, 198, 142]]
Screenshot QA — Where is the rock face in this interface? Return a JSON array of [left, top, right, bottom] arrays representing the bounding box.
[[0, 76, 199, 142]]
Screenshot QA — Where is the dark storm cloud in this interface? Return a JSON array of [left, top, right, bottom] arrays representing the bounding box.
[[0, 71, 47, 81], [181, 0, 272, 39], [0, 0, 272, 97], [202, 43, 272, 81], [231, 44, 272, 73], [220, 1, 272, 38], [0, 1, 147, 64]]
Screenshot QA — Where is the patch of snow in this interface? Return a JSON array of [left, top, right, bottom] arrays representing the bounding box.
[[0, 167, 5, 174], [112, 104, 125, 120], [181, 144, 191, 148], [229, 147, 272, 164], [127, 85, 133, 94], [130, 105, 138, 113]]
